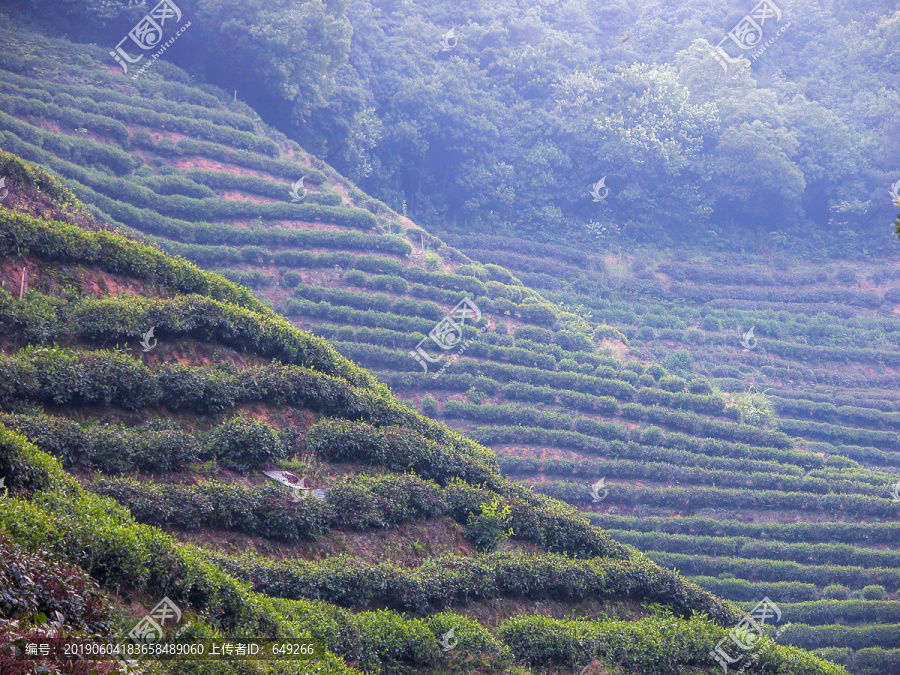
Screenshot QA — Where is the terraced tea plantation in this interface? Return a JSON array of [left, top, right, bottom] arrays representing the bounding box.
[[0, 23, 895, 674], [444, 235, 900, 671], [2, 151, 835, 674]]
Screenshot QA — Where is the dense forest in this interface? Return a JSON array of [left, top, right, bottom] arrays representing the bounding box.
[[1, 0, 899, 673], [14, 0, 900, 254]]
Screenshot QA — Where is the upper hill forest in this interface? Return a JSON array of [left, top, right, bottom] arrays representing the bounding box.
[[1, 0, 900, 674], [14, 0, 900, 252]]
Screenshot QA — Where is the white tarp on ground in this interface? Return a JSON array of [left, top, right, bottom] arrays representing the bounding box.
[[261, 470, 326, 499]]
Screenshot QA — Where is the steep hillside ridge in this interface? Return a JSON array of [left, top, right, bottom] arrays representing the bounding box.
[[0, 153, 849, 674]]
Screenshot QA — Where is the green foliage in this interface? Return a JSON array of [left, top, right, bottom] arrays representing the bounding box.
[[735, 389, 776, 428], [426, 612, 513, 670], [216, 549, 735, 624], [0, 412, 197, 473], [325, 473, 447, 530], [90, 478, 332, 541], [465, 497, 513, 552], [204, 415, 289, 472], [498, 614, 845, 674], [823, 585, 852, 600], [423, 251, 442, 271], [420, 395, 439, 417], [860, 585, 887, 601], [305, 418, 500, 486], [0, 533, 109, 632], [691, 575, 818, 603], [0, 346, 157, 411], [661, 350, 692, 376], [355, 610, 438, 673]]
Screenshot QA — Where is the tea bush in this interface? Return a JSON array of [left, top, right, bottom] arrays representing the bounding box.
[[204, 415, 290, 472], [0, 534, 110, 632]]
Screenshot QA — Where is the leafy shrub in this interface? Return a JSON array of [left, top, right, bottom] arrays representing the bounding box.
[[306, 418, 499, 486], [702, 316, 722, 331], [342, 269, 368, 286], [735, 389, 775, 428], [647, 364, 665, 379], [823, 584, 851, 600], [204, 415, 289, 472], [426, 612, 512, 669], [498, 614, 845, 674], [0, 534, 109, 632], [356, 610, 439, 673], [325, 474, 446, 530], [420, 395, 439, 417], [638, 373, 657, 387], [466, 387, 488, 404], [367, 274, 409, 294], [658, 375, 686, 392], [0, 413, 197, 474], [861, 584, 887, 600], [466, 497, 513, 552], [687, 378, 713, 395]]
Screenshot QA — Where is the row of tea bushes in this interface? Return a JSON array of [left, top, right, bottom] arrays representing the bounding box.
[[214, 550, 738, 623], [648, 552, 900, 588], [472, 426, 817, 471], [607, 530, 900, 569], [588, 514, 900, 546], [497, 614, 845, 674], [779, 623, 900, 650], [530, 480, 900, 519], [90, 473, 447, 541], [497, 456, 868, 496]]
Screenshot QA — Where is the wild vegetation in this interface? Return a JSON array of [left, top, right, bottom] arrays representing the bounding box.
[[16, 0, 897, 255]]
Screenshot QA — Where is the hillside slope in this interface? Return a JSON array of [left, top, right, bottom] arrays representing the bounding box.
[[0, 22, 879, 674], [0, 152, 850, 673]]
